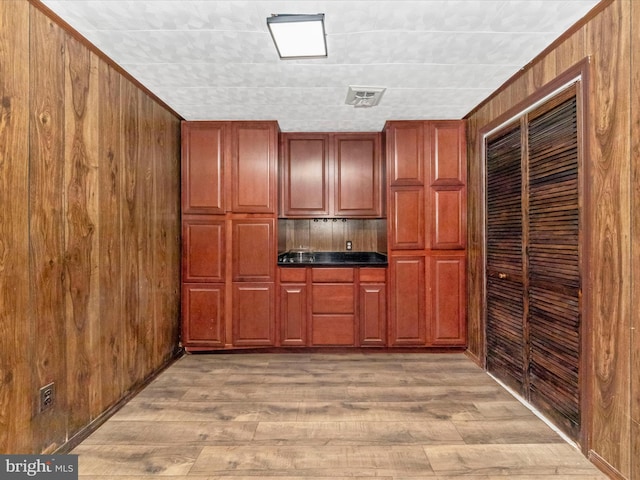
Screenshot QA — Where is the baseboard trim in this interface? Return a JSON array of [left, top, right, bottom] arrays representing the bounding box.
[[588, 450, 627, 480], [55, 349, 183, 454]]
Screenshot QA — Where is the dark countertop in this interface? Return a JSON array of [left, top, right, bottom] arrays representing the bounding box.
[[278, 251, 387, 267]]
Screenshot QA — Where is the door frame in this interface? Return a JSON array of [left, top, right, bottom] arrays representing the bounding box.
[[477, 58, 592, 452]]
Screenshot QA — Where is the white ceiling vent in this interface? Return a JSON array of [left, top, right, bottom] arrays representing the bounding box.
[[345, 86, 386, 108]]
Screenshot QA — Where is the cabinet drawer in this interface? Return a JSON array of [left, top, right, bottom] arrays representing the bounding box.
[[311, 268, 354, 283], [311, 315, 355, 346], [312, 284, 354, 313], [359, 267, 386, 283], [280, 268, 307, 283]]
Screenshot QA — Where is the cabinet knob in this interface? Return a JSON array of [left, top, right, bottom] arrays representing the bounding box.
[[498, 272, 507, 279]]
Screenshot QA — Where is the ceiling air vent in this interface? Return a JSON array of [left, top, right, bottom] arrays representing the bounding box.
[[345, 86, 386, 108]]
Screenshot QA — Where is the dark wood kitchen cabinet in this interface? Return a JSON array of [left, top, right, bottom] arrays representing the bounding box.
[[182, 216, 225, 283], [428, 253, 466, 345], [279, 268, 308, 346], [182, 284, 225, 348], [182, 120, 278, 216], [384, 120, 466, 347], [280, 132, 383, 217], [279, 133, 330, 216], [311, 268, 356, 346], [389, 255, 426, 346], [333, 134, 383, 217], [182, 122, 226, 214], [232, 218, 276, 282], [232, 282, 276, 346], [277, 266, 386, 347], [389, 187, 425, 250], [359, 268, 386, 346], [181, 121, 278, 351], [231, 122, 278, 214]]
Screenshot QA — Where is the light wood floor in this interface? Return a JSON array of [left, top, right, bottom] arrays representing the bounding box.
[[73, 352, 608, 479]]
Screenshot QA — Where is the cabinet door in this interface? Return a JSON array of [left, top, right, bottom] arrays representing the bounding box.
[[232, 218, 276, 282], [334, 133, 382, 217], [385, 121, 424, 186], [390, 187, 425, 250], [428, 121, 466, 185], [280, 134, 330, 216], [182, 216, 224, 283], [232, 283, 275, 346], [359, 283, 386, 346], [429, 121, 466, 249], [431, 187, 466, 249], [182, 284, 225, 347], [280, 283, 307, 346], [231, 122, 277, 213], [181, 122, 225, 214], [428, 254, 466, 346], [389, 256, 426, 345]]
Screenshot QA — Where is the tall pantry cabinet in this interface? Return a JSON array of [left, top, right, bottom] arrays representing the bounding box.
[[181, 121, 278, 351], [385, 120, 467, 347]]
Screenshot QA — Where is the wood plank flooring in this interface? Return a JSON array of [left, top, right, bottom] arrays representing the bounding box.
[[73, 352, 608, 479]]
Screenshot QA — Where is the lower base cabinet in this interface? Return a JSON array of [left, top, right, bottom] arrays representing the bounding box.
[[389, 256, 426, 346], [359, 283, 386, 345], [279, 283, 307, 346], [182, 284, 225, 349], [278, 266, 386, 347], [389, 254, 466, 347], [429, 253, 466, 345], [232, 282, 275, 346]]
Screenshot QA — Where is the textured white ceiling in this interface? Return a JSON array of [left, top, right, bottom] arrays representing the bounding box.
[[40, 0, 600, 132]]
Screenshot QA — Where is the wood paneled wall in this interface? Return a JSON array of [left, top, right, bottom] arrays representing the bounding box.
[[466, 1, 638, 478], [0, 1, 181, 454]]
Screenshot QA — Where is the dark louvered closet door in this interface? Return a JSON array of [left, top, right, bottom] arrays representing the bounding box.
[[486, 125, 525, 393], [526, 93, 580, 438]]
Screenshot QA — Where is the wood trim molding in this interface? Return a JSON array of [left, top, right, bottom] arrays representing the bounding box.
[[476, 58, 591, 451], [28, 0, 183, 120]]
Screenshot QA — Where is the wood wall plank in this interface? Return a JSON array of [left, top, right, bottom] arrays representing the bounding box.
[[29, 6, 67, 452], [465, 114, 484, 364], [585, 1, 631, 475], [0, 0, 31, 454], [121, 79, 144, 387], [64, 33, 101, 436], [630, 2, 640, 479], [98, 61, 124, 411], [153, 105, 181, 364], [138, 93, 156, 375]]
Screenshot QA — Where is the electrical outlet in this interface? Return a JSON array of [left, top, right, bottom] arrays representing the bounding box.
[[346, 240, 352, 251], [39, 383, 54, 413]]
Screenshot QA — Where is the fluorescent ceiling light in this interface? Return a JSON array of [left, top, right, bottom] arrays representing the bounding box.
[[267, 14, 327, 59]]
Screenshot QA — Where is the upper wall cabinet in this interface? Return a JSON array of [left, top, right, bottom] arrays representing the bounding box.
[[231, 122, 278, 214], [385, 122, 425, 186], [280, 133, 331, 217], [182, 121, 278, 215], [280, 132, 383, 218], [385, 120, 466, 250], [182, 122, 226, 214]]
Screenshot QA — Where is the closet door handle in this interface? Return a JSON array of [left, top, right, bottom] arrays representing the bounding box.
[[498, 273, 507, 279]]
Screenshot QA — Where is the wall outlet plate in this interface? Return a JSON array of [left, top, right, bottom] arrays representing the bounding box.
[[39, 383, 54, 412]]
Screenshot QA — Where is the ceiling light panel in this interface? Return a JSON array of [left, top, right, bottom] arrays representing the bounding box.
[[267, 14, 327, 59]]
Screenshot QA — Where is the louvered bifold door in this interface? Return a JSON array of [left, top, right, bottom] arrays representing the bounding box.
[[485, 125, 525, 394], [526, 92, 581, 439]]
